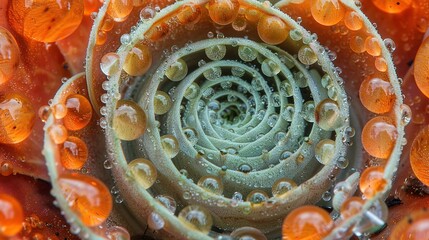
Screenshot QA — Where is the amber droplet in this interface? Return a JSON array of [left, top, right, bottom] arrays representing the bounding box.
[[8, 0, 83, 42], [58, 173, 112, 226], [112, 100, 146, 141], [96, 31, 107, 45], [128, 158, 158, 189], [123, 43, 152, 76], [257, 15, 288, 45], [177, 4, 202, 25], [375, 57, 387, 72], [344, 11, 362, 31], [153, 91, 172, 115], [362, 116, 397, 159], [207, 0, 240, 25], [372, 0, 411, 14], [0, 194, 24, 237], [359, 77, 395, 114], [48, 123, 68, 144], [0, 27, 20, 85], [359, 166, 386, 198], [340, 197, 364, 219], [310, 0, 345, 26], [63, 94, 93, 131], [245, 8, 261, 23], [0, 93, 36, 144], [178, 205, 213, 234], [60, 136, 88, 170], [52, 103, 67, 119], [0, 161, 13, 176], [107, 0, 133, 22], [282, 205, 334, 240], [365, 36, 382, 56], [414, 37, 429, 98], [101, 16, 115, 32], [198, 176, 224, 195], [349, 35, 366, 53], [410, 126, 429, 186]]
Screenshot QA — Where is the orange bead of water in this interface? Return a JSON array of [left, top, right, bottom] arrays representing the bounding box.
[[177, 4, 202, 25], [48, 123, 68, 144], [410, 126, 429, 186], [8, 0, 84, 42], [389, 209, 429, 240], [257, 15, 288, 45], [0, 194, 24, 237], [60, 136, 88, 170], [375, 57, 388, 72], [414, 37, 429, 98], [0, 27, 20, 85], [372, 0, 412, 14], [52, 103, 68, 119], [365, 36, 382, 56], [0, 93, 36, 144], [96, 31, 107, 45], [344, 11, 362, 31], [282, 205, 334, 240], [107, 0, 133, 22], [349, 35, 366, 53], [359, 77, 395, 114], [362, 116, 397, 159], [359, 166, 386, 198], [101, 16, 115, 32], [112, 100, 146, 141], [310, 0, 345, 26], [123, 43, 152, 76], [63, 94, 93, 131], [245, 8, 262, 23], [1, 161, 13, 176], [84, 0, 102, 16], [57, 173, 112, 226], [340, 197, 364, 219], [207, 0, 240, 25]]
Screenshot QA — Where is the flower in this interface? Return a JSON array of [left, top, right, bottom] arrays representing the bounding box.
[[1, 0, 429, 239]]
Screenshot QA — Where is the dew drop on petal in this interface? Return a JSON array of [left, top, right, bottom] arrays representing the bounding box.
[[58, 173, 112, 227], [112, 100, 147, 141], [0, 194, 24, 237]]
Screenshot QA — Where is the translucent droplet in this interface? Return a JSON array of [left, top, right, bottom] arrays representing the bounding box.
[[198, 176, 224, 194], [315, 139, 336, 165], [165, 59, 188, 81], [298, 46, 318, 65], [272, 178, 297, 196], [178, 205, 213, 234], [100, 52, 120, 76], [128, 158, 157, 189], [184, 82, 200, 100], [155, 195, 177, 214], [183, 127, 199, 145], [289, 29, 303, 41], [261, 59, 280, 77], [205, 45, 227, 61], [148, 212, 165, 230], [161, 135, 179, 158], [303, 101, 315, 122], [154, 91, 172, 115], [315, 99, 344, 131], [203, 67, 222, 80], [246, 190, 268, 204], [238, 45, 257, 62], [238, 163, 252, 173]]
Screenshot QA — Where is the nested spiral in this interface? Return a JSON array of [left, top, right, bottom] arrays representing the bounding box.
[[42, 0, 407, 239]]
